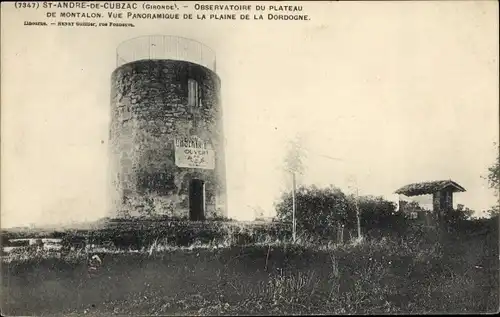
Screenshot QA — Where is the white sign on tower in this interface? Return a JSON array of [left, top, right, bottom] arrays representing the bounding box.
[[174, 136, 216, 170]]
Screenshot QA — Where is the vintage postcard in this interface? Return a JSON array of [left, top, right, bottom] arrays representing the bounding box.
[[1, 1, 499, 316]]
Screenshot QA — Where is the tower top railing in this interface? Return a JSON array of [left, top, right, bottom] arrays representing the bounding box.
[[116, 35, 217, 72]]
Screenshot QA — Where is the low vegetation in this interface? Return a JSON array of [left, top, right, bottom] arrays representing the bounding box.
[[1, 215, 498, 316], [2, 181, 499, 315]]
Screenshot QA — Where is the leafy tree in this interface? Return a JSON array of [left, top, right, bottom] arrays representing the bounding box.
[[483, 142, 500, 217], [347, 195, 413, 237], [487, 205, 500, 218], [275, 185, 354, 236], [438, 206, 475, 229], [355, 195, 398, 228], [455, 204, 475, 220], [485, 145, 500, 194]]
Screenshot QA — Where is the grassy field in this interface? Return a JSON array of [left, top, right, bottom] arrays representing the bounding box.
[[1, 224, 498, 316]]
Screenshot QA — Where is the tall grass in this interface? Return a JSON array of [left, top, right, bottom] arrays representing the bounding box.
[[2, 231, 498, 315], [2, 218, 498, 315]]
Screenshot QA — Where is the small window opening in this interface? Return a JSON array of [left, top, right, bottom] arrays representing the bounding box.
[[188, 79, 200, 107]]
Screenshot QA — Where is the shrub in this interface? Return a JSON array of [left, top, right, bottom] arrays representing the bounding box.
[[275, 185, 353, 238], [353, 195, 410, 234], [49, 219, 293, 251], [274, 186, 415, 242]]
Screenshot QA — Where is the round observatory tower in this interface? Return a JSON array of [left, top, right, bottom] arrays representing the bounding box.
[[109, 35, 227, 220]]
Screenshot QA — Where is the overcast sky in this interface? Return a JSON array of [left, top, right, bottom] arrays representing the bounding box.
[[1, 1, 498, 227]]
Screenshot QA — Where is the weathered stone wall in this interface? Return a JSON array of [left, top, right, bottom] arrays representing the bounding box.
[[109, 59, 227, 219]]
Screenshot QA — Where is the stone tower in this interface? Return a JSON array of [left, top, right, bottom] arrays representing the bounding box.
[[109, 35, 227, 220]]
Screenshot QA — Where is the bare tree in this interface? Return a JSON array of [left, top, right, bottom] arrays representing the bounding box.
[[284, 134, 307, 177], [283, 134, 307, 242], [347, 175, 362, 240]]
